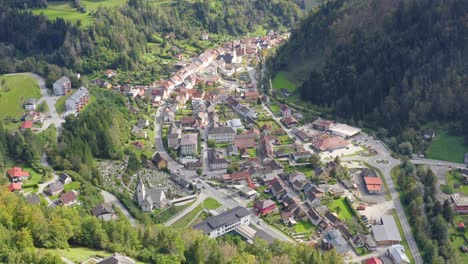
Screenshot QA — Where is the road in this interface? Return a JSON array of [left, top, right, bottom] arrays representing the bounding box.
[[6, 72, 64, 132], [101, 190, 136, 226], [165, 193, 207, 226]]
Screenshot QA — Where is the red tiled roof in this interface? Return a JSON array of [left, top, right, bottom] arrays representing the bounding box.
[[230, 171, 251, 181], [280, 105, 289, 112], [364, 177, 382, 185], [60, 191, 77, 204], [8, 182, 22, 192], [365, 257, 383, 264], [7, 167, 30, 178], [21, 121, 33, 129], [313, 136, 349, 151]]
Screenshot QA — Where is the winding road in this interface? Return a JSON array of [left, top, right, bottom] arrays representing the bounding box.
[[101, 190, 136, 226]]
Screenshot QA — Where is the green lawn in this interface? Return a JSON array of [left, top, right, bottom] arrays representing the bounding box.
[[447, 171, 468, 195], [426, 130, 468, 163], [247, 148, 256, 157], [173, 203, 204, 229], [269, 102, 281, 116], [0, 74, 41, 128], [272, 71, 297, 92], [55, 95, 68, 114], [21, 167, 44, 185], [257, 120, 280, 130], [64, 181, 81, 192], [203, 197, 221, 210], [44, 247, 144, 264], [293, 220, 316, 234], [327, 198, 353, 221], [32, 0, 127, 27], [450, 215, 468, 264], [390, 209, 415, 264]]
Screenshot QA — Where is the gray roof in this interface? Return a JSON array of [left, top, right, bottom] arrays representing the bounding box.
[[323, 229, 350, 254], [208, 126, 235, 135], [25, 98, 37, 105], [147, 188, 165, 203], [59, 173, 71, 182], [48, 181, 64, 193], [54, 76, 70, 86], [92, 203, 114, 217], [180, 133, 198, 145], [227, 144, 238, 154], [193, 206, 250, 234], [98, 253, 135, 264], [25, 194, 40, 205], [371, 215, 402, 242], [67, 86, 88, 103]]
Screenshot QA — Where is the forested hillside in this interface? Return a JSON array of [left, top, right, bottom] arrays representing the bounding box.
[[0, 0, 301, 81], [269, 0, 467, 136]]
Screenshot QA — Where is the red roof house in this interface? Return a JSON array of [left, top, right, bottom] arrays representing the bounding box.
[[20, 121, 33, 130], [280, 105, 291, 117], [7, 167, 30, 181], [60, 191, 77, 207], [365, 257, 383, 264], [8, 182, 22, 192], [313, 136, 349, 151], [254, 199, 277, 215], [364, 177, 382, 193]]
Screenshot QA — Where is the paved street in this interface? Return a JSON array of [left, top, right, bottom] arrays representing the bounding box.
[[165, 193, 207, 226], [101, 190, 136, 226]]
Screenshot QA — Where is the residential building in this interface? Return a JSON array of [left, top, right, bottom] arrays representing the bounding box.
[[168, 133, 179, 148], [329, 123, 361, 138], [20, 121, 33, 131], [322, 229, 350, 254], [312, 136, 349, 151], [65, 86, 90, 112], [234, 133, 256, 149], [193, 206, 251, 238], [7, 167, 30, 181], [364, 177, 382, 193], [180, 133, 198, 156], [208, 127, 235, 143], [47, 181, 64, 196], [8, 182, 22, 192], [254, 199, 277, 215], [386, 245, 410, 264], [131, 126, 147, 139], [312, 118, 334, 131], [60, 191, 77, 206], [137, 118, 149, 128], [104, 69, 117, 79], [227, 144, 238, 156], [53, 76, 71, 96], [281, 116, 298, 128], [291, 151, 312, 162], [24, 98, 37, 110], [92, 203, 116, 221], [371, 215, 402, 245], [294, 129, 311, 142], [135, 176, 167, 212], [365, 257, 383, 264], [207, 148, 229, 170], [227, 118, 244, 130], [153, 153, 168, 169], [280, 105, 291, 117], [451, 194, 468, 214], [98, 253, 135, 264]]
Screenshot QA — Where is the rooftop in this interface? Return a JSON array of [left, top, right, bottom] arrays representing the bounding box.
[[193, 206, 250, 234], [208, 126, 235, 135], [329, 123, 361, 137], [371, 215, 402, 243], [180, 133, 198, 146]]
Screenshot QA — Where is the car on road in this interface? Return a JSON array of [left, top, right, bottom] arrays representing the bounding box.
[[437, 163, 442, 166]]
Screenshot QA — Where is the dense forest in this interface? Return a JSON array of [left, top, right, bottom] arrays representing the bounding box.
[[269, 0, 467, 137], [394, 161, 457, 264], [0, 0, 301, 80], [0, 189, 343, 263]]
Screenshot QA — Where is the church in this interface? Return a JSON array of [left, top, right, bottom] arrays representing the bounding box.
[[135, 176, 167, 212]]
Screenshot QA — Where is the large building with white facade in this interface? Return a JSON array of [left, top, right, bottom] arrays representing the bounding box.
[[207, 126, 235, 143], [65, 86, 90, 112], [180, 133, 198, 156], [193, 206, 251, 238]]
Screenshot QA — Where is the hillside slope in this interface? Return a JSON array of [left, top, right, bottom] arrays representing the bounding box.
[[269, 0, 467, 134]]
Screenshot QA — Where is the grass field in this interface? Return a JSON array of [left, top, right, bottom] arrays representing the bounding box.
[[269, 102, 281, 116], [327, 197, 353, 220], [449, 215, 468, 264], [21, 167, 44, 185], [55, 95, 68, 114], [45, 247, 145, 264], [203, 197, 221, 210], [447, 171, 468, 195], [272, 71, 297, 92], [0, 75, 41, 127], [32, 0, 127, 27], [426, 130, 468, 163], [172, 203, 204, 229], [247, 148, 256, 157], [293, 220, 316, 234], [64, 181, 81, 192]]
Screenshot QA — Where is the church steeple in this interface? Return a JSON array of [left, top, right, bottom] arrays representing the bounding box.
[[136, 174, 145, 206]]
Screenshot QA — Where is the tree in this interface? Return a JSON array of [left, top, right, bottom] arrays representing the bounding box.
[[196, 168, 203, 176], [207, 140, 216, 148], [309, 153, 321, 168], [442, 199, 453, 222], [398, 141, 413, 156]]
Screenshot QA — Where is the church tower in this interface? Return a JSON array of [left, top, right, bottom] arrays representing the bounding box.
[[136, 175, 146, 206]]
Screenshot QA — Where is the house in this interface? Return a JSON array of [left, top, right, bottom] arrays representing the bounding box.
[[25, 194, 41, 205], [280, 105, 291, 117], [364, 177, 382, 193], [20, 121, 33, 131], [180, 117, 197, 127], [258, 136, 274, 158], [162, 111, 175, 123], [371, 215, 402, 245], [291, 151, 312, 162], [47, 181, 64, 196], [365, 257, 383, 264], [8, 182, 22, 192], [312, 136, 349, 151], [451, 194, 468, 214], [208, 127, 235, 143], [305, 189, 321, 207], [324, 211, 342, 226], [168, 133, 180, 148], [135, 176, 167, 212], [132, 141, 145, 150], [98, 253, 135, 264], [193, 206, 251, 238], [269, 177, 287, 199], [209, 158, 229, 170], [294, 129, 311, 142], [243, 91, 260, 101], [281, 116, 298, 128], [153, 153, 168, 169], [386, 244, 410, 264], [227, 144, 238, 156], [234, 133, 256, 149], [312, 118, 334, 131], [60, 191, 77, 206], [329, 123, 361, 138], [137, 119, 149, 128], [7, 167, 30, 181], [66, 86, 90, 112], [104, 69, 117, 78], [227, 118, 244, 130], [307, 209, 323, 226], [53, 76, 71, 96], [91, 203, 116, 221], [59, 173, 72, 184], [180, 133, 198, 156], [322, 229, 350, 254], [131, 126, 147, 139], [24, 98, 37, 110], [422, 130, 435, 140], [253, 199, 277, 215]]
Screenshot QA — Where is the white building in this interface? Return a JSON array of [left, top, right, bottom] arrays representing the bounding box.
[[180, 133, 198, 156], [207, 127, 235, 143], [329, 123, 361, 139], [65, 86, 89, 112], [24, 98, 37, 110], [53, 76, 71, 96], [135, 176, 167, 212], [387, 244, 410, 264], [227, 118, 244, 131], [193, 206, 251, 238]]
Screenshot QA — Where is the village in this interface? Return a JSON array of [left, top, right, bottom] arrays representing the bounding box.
[[5, 30, 468, 264]]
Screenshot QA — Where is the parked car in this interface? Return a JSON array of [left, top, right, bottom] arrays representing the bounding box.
[[357, 205, 366, 210]]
